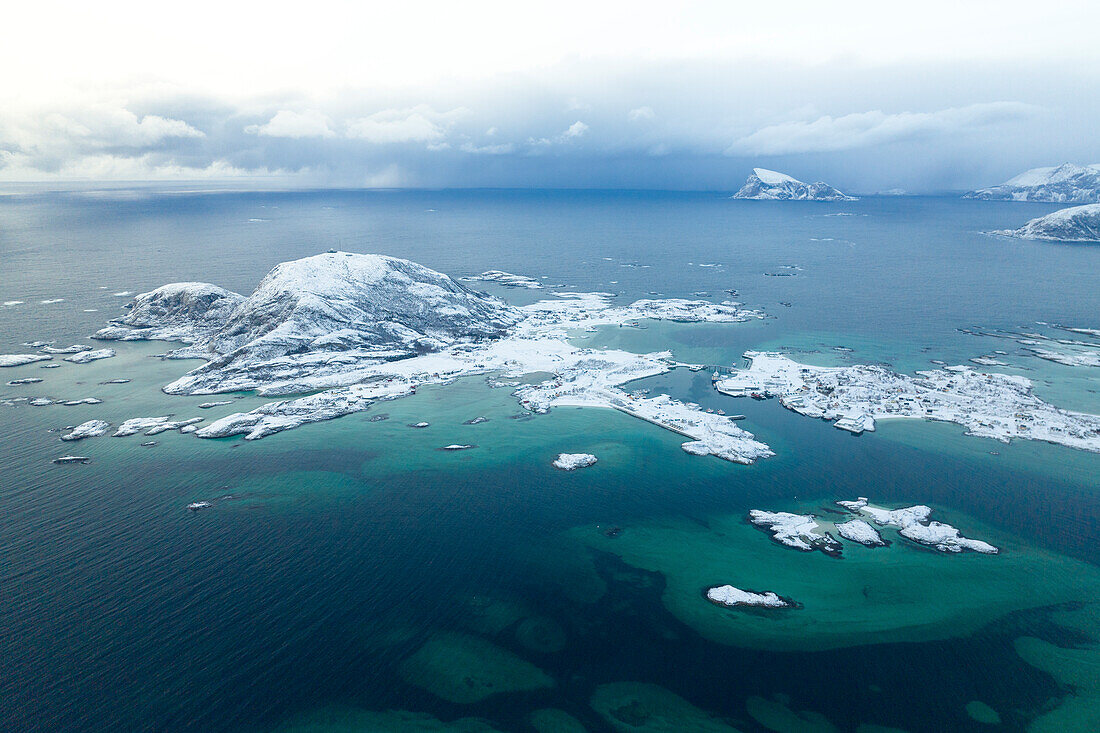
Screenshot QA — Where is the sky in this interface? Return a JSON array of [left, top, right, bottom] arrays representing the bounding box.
[[1, 0, 1098, 192]]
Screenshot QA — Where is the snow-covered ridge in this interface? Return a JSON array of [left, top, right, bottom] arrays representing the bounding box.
[[732, 168, 857, 201], [965, 163, 1100, 203], [992, 204, 1100, 242], [716, 351, 1100, 453]]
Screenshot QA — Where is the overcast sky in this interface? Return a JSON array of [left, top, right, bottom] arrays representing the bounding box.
[[2, 0, 1098, 191]]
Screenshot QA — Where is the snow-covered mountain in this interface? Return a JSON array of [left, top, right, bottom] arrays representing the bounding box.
[[993, 204, 1100, 242], [965, 163, 1100, 203], [732, 168, 857, 201], [96, 252, 522, 393], [93, 283, 245, 343]]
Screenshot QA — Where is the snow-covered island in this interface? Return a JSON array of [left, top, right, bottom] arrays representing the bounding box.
[[0, 354, 52, 367], [462, 270, 544, 289], [836, 498, 998, 554], [85, 252, 774, 463], [61, 420, 111, 441], [705, 585, 795, 609], [992, 203, 1100, 242], [732, 168, 856, 202], [553, 453, 597, 470], [64, 348, 115, 364], [748, 510, 843, 556], [965, 163, 1100, 203], [834, 519, 888, 547], [716, 352, 1100, 453]]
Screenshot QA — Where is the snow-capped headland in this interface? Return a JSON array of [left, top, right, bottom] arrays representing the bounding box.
[[732, 168, 856, 202], [992, 203, 1100, 242], [78, 252, 772, 463], [965, 163, 1100, 203], [716, 352, 1100, 453]]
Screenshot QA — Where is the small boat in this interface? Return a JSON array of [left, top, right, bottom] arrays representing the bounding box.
[[187, 501, 213, 511], [53, 455, 90, 465]]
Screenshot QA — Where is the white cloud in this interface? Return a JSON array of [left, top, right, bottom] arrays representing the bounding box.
[[628, 106, 655, 121], [527, 120, 589, 148], [460, 142, 515, 155], [244, 110, 334, 138], [2, 106, 203, 152], [726, 102, 1039, 155], [562, 120, 588, 138], [345, 108, 448, 144], [0, 151, 280, 181]]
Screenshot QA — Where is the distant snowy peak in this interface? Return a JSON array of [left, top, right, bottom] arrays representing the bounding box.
[[732, 168, 857, 201], [965, 163, 1100, 203], [994, 204, 1100, 242]]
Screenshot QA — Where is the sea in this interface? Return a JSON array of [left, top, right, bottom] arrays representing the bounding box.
[[1, 188, 1098, 732]]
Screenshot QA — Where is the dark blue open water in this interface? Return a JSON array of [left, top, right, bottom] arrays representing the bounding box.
[[1, 190, 1098, 731]]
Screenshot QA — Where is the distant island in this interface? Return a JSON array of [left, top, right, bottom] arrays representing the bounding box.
[[993, 203, 1100, 242], [965, 163, 1100, 203], [732, 168, 856, 202]]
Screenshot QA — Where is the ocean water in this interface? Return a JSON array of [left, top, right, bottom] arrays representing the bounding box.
[[1, 189, 1098, 732]]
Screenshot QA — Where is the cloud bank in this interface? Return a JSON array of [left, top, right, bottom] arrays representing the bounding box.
[[726, 102, 1040, 155], [0, 59, 1096, 192]]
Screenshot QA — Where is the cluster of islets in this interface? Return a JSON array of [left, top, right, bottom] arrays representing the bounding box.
[[709, 498, 998, 609], [749, 498, 998, 556], [962, 323, 1100, 369], [0, 346, 115, 368], [715, 351, 1100, 452]]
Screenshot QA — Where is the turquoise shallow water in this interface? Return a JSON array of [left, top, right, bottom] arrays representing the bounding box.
[[1, 190, 1099, 732]]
